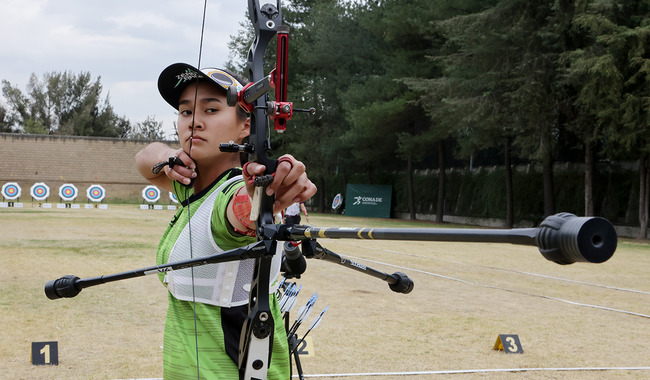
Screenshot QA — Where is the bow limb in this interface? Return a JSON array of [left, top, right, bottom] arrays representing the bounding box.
[[237, 1, 285, 379]]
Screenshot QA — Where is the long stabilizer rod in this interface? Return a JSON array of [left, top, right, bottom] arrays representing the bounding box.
[[286, 213, 616, 265]]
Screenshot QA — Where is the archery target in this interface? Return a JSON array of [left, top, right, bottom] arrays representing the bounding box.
[[332, 193, 342, 210], [142, 185, 161, 203], [86, 184, 106, 202], [169, 192, 179, 204], [2, 182, 22, 200], [59, 184, 78, 201], [30, 182, 50, 201]]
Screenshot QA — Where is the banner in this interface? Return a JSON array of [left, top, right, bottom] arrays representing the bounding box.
[[344, 184, 392, 218]]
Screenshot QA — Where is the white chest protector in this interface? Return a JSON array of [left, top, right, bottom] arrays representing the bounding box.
[[165, 175, 282, 308]]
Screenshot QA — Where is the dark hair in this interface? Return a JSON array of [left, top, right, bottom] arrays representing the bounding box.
[[236, 107, 250, 122], [217, 69, 251, 166]]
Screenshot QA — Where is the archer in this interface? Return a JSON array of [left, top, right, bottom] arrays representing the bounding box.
[[135, 63, 316, 379]]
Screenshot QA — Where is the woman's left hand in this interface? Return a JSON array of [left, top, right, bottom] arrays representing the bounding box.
[[243, 154, 317, 214]]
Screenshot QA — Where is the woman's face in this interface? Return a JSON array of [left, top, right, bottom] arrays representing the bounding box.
[[177, 81, 249, 164]]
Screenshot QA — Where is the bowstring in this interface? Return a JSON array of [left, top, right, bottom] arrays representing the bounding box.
[[186, 0, 209, 378]]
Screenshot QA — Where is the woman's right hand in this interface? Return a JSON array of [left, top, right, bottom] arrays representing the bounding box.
[[165, 149, 196, 186], [136, 143, 197, 192]]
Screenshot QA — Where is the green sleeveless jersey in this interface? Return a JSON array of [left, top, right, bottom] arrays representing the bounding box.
[[156, 169, 289, 379]]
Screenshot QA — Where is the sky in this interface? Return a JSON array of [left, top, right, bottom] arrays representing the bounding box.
[[0, 0, 250, 138]]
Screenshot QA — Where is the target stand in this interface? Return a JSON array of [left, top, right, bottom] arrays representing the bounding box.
[[85, 185, 108, 209], [30, 182, 52, 208], [1, 182, 24, 208], [140, 185, 163, 210], [57, 184, 79, 209]]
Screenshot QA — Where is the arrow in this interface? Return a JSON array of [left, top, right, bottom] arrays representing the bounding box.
[[292, 306, 328, 354], [288, 293, 318, 336], [278, 282, 295, 311], [283, 284, 302, 314], [280, 283, 303, 314]]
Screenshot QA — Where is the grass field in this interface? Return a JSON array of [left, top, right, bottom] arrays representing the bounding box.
[[1, 205, 648, 379]]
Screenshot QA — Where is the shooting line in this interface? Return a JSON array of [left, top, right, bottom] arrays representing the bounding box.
[[341, 252, 650, 319], [377, 244, 650, 295], [117, 366, 650, 379], [293, 366, 650, 377]]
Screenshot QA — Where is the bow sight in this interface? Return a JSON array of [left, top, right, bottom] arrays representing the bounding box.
[[223, 25, 294, 132], [221, 21, 313, 141]]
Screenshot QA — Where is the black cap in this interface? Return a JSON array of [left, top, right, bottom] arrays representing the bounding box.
[[157, 63, 245, 110]]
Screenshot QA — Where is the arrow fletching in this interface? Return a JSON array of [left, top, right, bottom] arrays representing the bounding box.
[[288, 293, 319, 336], [291, 306, 328, 354], [307, 306, 328, 331]]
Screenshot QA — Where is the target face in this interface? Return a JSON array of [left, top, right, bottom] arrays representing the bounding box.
[[142, 185, 161, 203], [86, 184, 106, 202], [30, 182, 50, 201], [2, 182, 22, 200], [332, 193, 342, 209], [169, 192, 179, 204], [59, 184, 78, 201]]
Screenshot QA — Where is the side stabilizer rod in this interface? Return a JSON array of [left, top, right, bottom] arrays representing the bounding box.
[[301, 241, 413, 294], [45, 243, 264, 300]]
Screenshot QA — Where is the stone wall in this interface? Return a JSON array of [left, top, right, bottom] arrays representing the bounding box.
[[0, 133, 180, 203]]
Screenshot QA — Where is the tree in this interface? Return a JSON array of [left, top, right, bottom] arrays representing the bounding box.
[[2, 71, 128, 137], [561, 0, 650, 236], [347, 0, 439, 220], [127, 116, 166, 140], [0, 103, 13, 132], [560, 1, 624, 217], [277, 0, 367, 211], [407, 0, 522, 223], [220, 0, 648, 225], [410, 0, 589, 224]]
